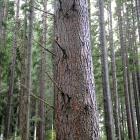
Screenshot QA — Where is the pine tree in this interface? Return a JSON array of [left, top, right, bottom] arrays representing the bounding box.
[[38, 0, 47, 139], [117, 1, 134, 139], [98, 0, 115, 139], [108, 0, 121, 139], [4, 0, 20, 138], [54, 0, 99, 139]]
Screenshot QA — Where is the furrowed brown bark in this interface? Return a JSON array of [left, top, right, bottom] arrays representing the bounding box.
[[54, 0, 99, 140]]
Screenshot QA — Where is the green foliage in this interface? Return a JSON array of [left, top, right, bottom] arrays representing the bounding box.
[[46, 130, 56, 140]]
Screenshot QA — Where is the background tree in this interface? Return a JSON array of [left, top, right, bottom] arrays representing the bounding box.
[[98, 0, 115, 139], [37, 0, 47, 139]]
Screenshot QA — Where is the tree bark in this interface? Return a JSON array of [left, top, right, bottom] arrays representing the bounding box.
[[54, 0, 99, 140], [98, 0, 115, 139]]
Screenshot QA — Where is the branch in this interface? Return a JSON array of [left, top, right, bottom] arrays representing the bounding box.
[[18, 83, 54, 109], [55, 39, 67, 59], [58, 0, 63, 11], [0, 88, 8, 94], [45, 71, 64, 94], [31, 6, 55, 17], [30, 93, 54, 109], [34, 39, 56, 56]]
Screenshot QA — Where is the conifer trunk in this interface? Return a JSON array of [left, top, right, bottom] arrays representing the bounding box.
[[117, 3, 134, 140], [108, 1, 121, 139], [38, 0, 47, 139], [19, 3, 28, 139], [98, 0, 115, 139], [25, 0, 34, 138], [4, 0, 20, 138], [19, 0, 34, 139], [54, 0, 99, 139]]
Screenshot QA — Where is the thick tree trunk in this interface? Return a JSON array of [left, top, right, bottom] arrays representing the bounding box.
[[54, 0, 99, 140], [98, 0, 115, 139], [117, 3, 134, 140], [38, 0, 47, 139], [4, 0, 20, 139], [108, 1, 121, 140]]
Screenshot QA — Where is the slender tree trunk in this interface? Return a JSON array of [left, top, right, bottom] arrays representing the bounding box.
[[135, 0, 140, 41], [19, 6, 28, 140], [19, 0, 34, 139], [1, 0, 8, 47], [0, 0, 8, 95], [25, 0, 34, 139], [127, 72, 138, 140], [54, 0, 99, 139], [98, 0, 115, 139], [117, 2, 134, 140], [0, 2, 3, 39], [135, 0, 140, 95], [130, 3, 140, 134], [108, 1, 121, 140], [120, 101, 125, 140], [0, 1, 3, 89], [0, 66, 2, 92], [132, 72, 140, 134], [4, 0, 20, 138], [38, 0, 47, 139], [0, 0, 3, 51], [14, 108, 19, 140], [125, 6, 138, 139], [126, 54, 138, 140], [33, 101, 38, 140]]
